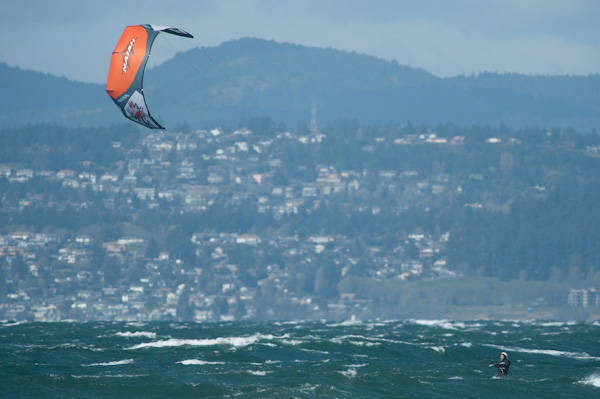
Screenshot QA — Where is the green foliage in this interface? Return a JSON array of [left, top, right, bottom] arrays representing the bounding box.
[[0, 124, 137, 169]]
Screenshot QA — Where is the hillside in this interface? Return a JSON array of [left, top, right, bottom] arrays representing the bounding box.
[[1, 38, 599, 130], [2, 121, 600, 321]]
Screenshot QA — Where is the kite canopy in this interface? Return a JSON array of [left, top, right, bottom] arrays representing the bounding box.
[[106, 24, 193, 129]]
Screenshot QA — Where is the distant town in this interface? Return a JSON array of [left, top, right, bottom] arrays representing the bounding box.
[[1, 121, 600, 321]]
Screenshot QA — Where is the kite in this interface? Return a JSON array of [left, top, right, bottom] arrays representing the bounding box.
[[106, 24, 193, 129]]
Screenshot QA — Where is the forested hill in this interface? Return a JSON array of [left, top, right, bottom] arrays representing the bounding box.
[[1, 38, 600, 131]]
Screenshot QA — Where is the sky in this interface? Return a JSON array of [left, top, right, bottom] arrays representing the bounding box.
[[2, 0, 600, 83]]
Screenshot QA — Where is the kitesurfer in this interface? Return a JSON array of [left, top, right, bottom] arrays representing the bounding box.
[[490, 352, 510, 378]]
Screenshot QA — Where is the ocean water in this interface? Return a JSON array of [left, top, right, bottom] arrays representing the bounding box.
[[1, 319, 599, 398]]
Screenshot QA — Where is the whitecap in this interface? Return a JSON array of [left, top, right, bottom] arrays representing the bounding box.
[[343, 363, 367, 368], [428, 346, 445, 353], [410, 319, 466, 330], [274, 320, 306, 326], [577, 374, 600, 388], [331, 334, 380, 346], [0, 321, 25, 327], [449, 376, 463, 380], [116, 331, 157, 339], [177, 359, 226, 366], [300, 348, 329, 355], [460, 342, 472, 348], [281, 339, 303, 346], [126, 322, 146, 328], [73, 373, 149, 379], [483, 343, 600, 360], [328, 317, 362, 327], [126, 334, 267, 350], [339, 368, 357, 378], [83, 359, 134, 367], [247, 370, 267, 376], [536, 321, 566, 327]]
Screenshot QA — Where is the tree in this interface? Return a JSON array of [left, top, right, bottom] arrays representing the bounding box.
[[11, 252, 28, 280], [176, 286, 193, 320]]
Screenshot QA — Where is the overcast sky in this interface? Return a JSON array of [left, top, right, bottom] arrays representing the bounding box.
[[2, 0, 599, 83]]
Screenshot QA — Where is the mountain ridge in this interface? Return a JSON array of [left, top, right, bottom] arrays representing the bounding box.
[[1, 38, 599, 131]]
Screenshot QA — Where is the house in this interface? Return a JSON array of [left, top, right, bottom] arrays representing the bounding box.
[[236, 234, 261, 245], [308, 235, 333, 245], [133, 188, 155, 200], [57, 169, 75, 179], [568, 289, 598, 307]]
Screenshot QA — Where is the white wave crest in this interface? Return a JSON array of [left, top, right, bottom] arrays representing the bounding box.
[[83, 359, 134, 367], [300, 348, 329, 355], [410, 319, 466, 330], [116, 331, 157, 339], [339, 368, 357, 378], [343, 363, 367, 368], [126, 333, 271, 350], [247, 370, 267, 376], [328, 317, 362, 327], [281, 339, 303, 346], [578, 373, 600, 388], [428, 346, 446, 353], [331, 334, 381, 346], [483, 343, 600, 360], [0, 320, 25, 327], [177, 359, 226, 365], [73, 373, 148, 379], [536, 321, 568, 327]]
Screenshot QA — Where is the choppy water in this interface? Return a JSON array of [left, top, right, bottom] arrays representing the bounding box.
[[1, 319, 599, 398]]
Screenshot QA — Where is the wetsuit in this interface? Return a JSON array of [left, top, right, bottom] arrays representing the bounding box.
[[494, 358, 510, 377]]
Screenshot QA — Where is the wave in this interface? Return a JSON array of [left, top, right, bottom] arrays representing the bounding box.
[[338, 368, 357, 378], [116, 331, 157, 339], [534, 321, 574, 327], [177, 359, 226, 366], [327, 316, 362, 327], [427, 346, 445, 353], [483, 343, 600, 360], [331, 334, 383, 346], [577, 373, 600, 388], [409, 319, 467, 330], [300, 348, 329, 355], [0, 320, 26, 327], [280, 339, 303, 346], [246, 370, 268, 376], [342, 363, 367, 368], [126, 333, 280, 350], [83, 359, 134, 367], [72, 373, 148, 379]]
